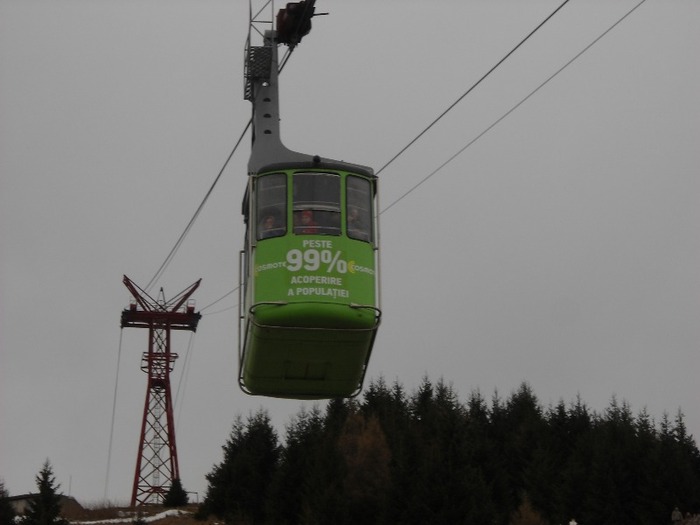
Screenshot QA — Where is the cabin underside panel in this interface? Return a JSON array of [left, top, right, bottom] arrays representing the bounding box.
[[240, 319, 377, 399]]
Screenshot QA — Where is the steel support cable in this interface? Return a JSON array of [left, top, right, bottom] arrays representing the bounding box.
[[145, 119, 252, 293], [175, 332, 196, 433], [279, 47, 294, 72], [376, 0, 572, 177], [203, 303, 239, 316], [201, 287, 238, 313], [174, 332, 193, 410], [145, 45, 294, 294], [104, 328, 124, 500], [381, 0, 648, 215]]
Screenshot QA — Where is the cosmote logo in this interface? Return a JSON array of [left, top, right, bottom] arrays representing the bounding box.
[[347, 261, 375, 275]]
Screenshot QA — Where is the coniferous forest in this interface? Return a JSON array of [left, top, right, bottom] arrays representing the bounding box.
[[197, 378, 700, 525]]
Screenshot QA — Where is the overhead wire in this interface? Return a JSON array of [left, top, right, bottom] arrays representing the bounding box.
[[144, 119, 251, 293], [175, 333, 197, 432], [381, 0, 648, 214], [201, 287, 238, 313], [203, 304, 239, 316], [104, 329, 124, 500], [375, 0, 573, 177], [172, 47, 303, 314], [144, 41, 299, 294]]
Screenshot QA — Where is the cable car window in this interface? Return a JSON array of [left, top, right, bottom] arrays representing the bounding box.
[[293, 172, 340, 235], [256, 173, 287, 240], [346, 176, 372, 242]]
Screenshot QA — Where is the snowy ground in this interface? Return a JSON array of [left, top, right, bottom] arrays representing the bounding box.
[[69, 510, 191, 525]]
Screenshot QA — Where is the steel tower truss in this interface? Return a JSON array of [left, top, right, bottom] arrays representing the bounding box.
[[120, 275, 202, 506]]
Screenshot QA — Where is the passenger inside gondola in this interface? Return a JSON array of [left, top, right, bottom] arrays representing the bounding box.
[[347, 206, 369, 241], [259, 213, 285, 239], [294, 209, 318, 234]]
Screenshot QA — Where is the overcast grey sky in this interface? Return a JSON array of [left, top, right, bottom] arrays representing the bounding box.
[[1, 0, 698, 505]]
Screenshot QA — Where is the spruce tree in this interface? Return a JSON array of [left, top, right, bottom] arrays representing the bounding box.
[[163, 478, 188, 508], [22, 460, 67, 525], [200, 410, 280, 524], [266, 406, 326, 525], [0, 480, 17, 525]]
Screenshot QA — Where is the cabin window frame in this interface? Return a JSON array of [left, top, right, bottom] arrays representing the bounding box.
[[292, 171, 341, 236], [346, 175, 373, 243], [255, 173, 287, 241]]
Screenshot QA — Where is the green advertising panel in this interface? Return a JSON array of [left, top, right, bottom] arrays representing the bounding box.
[[253, 235, 376, 306]]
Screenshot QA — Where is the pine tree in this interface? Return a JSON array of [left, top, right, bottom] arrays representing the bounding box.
[[266, 406, 327, 525], [0, 480, 17, 525], [22, 461, 67, 525], [163, 478, 188, 508], [199, 410, 280, 524], [292, 405, 347, 525]]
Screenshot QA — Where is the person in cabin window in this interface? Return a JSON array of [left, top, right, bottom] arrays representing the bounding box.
[[259, 213, 284, 239], [347, 206, 369, 241], [295, 210, 318, 234]]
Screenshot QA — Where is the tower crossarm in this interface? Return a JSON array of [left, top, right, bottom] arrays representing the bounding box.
[[120, 310, 202, 331], [120, 275, 202, 331]]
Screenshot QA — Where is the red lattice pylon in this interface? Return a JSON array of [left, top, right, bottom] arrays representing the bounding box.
[[120, 275, 201, 506]]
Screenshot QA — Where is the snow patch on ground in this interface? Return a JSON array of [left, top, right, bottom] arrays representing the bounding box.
[[70, 509, 190, 525]]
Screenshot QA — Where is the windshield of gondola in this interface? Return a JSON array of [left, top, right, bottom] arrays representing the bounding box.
[[293, 172, 340, 235]]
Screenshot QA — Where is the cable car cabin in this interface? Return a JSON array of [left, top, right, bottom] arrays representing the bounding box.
[[239, 163, 380, 399], [240, 15, 378, 398]]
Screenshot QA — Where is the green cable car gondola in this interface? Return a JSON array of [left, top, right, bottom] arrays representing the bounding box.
[[238, 2, 381, 399]]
